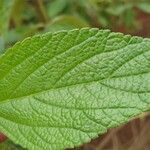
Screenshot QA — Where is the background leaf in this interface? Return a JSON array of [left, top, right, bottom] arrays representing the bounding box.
[[46, 0, 67, 18], [0, 0, 14, 36], [0, 37, 5, 54], [45, 15, 89, 32], [137, 2, 150, 13]]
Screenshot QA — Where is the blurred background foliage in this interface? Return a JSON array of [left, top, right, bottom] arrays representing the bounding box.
[[0, 0, 150, 149], [0, 0, 150, 51]]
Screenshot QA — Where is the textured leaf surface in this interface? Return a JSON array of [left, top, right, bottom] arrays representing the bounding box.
[[0, 28, 150, 150]]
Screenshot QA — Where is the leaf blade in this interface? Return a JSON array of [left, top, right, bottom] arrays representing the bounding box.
[[0, 28, 150, 150]]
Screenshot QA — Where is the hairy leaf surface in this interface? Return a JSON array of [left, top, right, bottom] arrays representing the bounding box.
[[0, 28, 150, 150]]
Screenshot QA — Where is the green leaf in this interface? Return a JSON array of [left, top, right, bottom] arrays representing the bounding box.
[[0, 0, 14, 36], [0, 139, 24, 150], [106, 4, 132, 16], [0, 37, 5, 54], [0, 28, 150, 150], [45, 15, 89, 32], [137, 2, 150, 13], [47, 0, 67, 18], [5, 23, 44, 45]]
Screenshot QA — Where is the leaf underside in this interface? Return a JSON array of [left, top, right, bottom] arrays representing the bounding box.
[[0, 28, 150, 150]]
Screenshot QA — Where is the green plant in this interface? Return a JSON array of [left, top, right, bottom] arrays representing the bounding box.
[[0, 28, 150, 150], [1, 0, 150, 48]]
